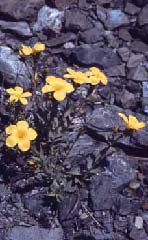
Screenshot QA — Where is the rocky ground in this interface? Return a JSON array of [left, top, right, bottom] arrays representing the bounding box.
[[0, 0, 148, 240]]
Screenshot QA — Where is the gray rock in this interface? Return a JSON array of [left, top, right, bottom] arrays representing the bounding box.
[[125, 3, 140, 15], [129, 228, 148, 240], [46, 32, 76, 47], [128, 65, 148, 81], [90, 173, 117, 210], [131, 126, 148, 147], [64, 8, 93, 31], [33, 5, 64, 33], [118, 47, 130, 62], [96, 5, 107, 24], [0, 21, 32, 37], [116, 89, 136, 109], [106, 64, 126, 77], [80, 27, 103, 43], [106, 9, 129, 30], [138, 5, 148, 26], [142, 82, 148, 113], [0, 46, 32, 88], [127, 54, 144, 68], [106, 151, 136, 188], [115, 195, 140, 216], [118, 28, 132, 41], [0, 0, 45, 21], [7, 225, 64, 240], [71, 44, 121, 68], [131, 40, 148, 54]]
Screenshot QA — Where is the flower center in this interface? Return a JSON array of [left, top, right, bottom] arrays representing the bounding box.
[[17, 129, 27, 139]]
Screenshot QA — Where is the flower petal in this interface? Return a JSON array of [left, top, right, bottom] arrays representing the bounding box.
[[5, 125, 17, 134], [17, 121, 29, 129], [20, 98, 28, 105], [65, 83, 74, 93], [28, 128, 37, 140], [14, 87, 23, 94], [46, 76, 57, 84], [18, 140, 30, 152], [6, 88, 15, 94], [138, 122, 146, 129], [9, 96, 19, 102], [6, 135, 17, 147], [118, 113, 129, 125], [42, 85, 54, 93], [53, 90, 66, 101], [21, 92, 32, 98]]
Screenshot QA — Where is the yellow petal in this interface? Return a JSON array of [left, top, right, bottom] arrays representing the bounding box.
[[20, 98, 28, 105], [53, 90, 66, 101], [118, 113, 129, 125], [20, 45, 33, 55], [100, 73, 108, 85], [6, 88, 15, 94], [46, 76, 57, 84], [17, 121, 29, 129], [137, 122, 146, 129], [65, 83, 74, 93], [33, 42, 45, 52], [5, 125, 17, 134], [14, 86, 23, 94], [21, 92, 32, 98], [28, 128, 37, 140], [9, 96, 19, 102], [90, 67, 100, 75], [6, 135, 17, 147], [63, 74, 71, 79], [42, 85, 54, 93], [18, 140, 30, 152]]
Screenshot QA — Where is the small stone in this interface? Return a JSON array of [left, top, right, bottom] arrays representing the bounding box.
[[130, 228, 148, 240], [106, 9, 129, 30], [127, 54, 144, 68], [106, 64, 125, 77], [118, 28, 132, 41], [96, 5, 107, 24], [33, 5, 64, 33], [135, 216, 143, 229], [125, 3, 140, 15], [128, 65, 148, 81], [80, 27, 103, 43], [0, 20, 32, 37], [46, 32, 76, 47], [64, 8, 93, 31], [118, 47, 130, 62], [131, 40, 148, 54], [64, 42, 75, 49], [138, 5, 148, 26]]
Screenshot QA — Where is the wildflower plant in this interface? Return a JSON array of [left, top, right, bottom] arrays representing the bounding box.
[[0, 40, 123, 200]]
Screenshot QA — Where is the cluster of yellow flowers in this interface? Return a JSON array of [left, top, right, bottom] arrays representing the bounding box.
[[4, 42, 146, 153], [19, 42, 45, 56]]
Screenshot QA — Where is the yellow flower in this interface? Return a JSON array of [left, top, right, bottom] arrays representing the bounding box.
[[33, 42, 45, 54], [63, 68, 89, 84], [42, 76, 74, 101], [118, 113, 146, 130], [5, 121, 37, 152], [19, 43, 45, 56], [6, 86, 32, 105], [86, 67, 108, 85], [19, 45, 33, 56]]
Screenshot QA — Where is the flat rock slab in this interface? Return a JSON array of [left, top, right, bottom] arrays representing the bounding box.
[[7, 225, 64, 240], [0, 0, 45, 21], [71, 44, 121, 68], [0, 46, 32, 88]]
